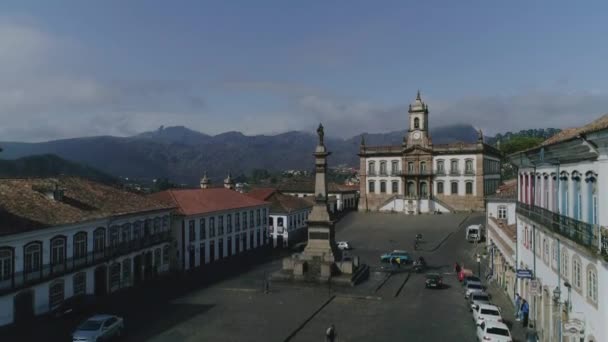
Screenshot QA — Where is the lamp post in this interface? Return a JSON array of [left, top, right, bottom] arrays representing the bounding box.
[[476, 254, 481, 278]]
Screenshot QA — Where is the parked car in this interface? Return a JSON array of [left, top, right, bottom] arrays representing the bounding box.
[[380, 250, 411, 263], [51, 295, 96, 318], [425, 273, 443, 289], [463, 275, 481, 286], [469, 292, 492, 311], [337, 241, 351, 250], [473, 304, 503, 325], [466, 224, 484, 242], [72, 314, 124, 342], [464, 282, 485, 299], [476, 320, 512, 342]]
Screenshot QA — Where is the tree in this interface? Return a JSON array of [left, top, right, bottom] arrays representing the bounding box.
[[152, 177, 174, 192], [499, 136, 544, 155]]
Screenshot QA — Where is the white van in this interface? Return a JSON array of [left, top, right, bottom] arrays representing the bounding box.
[[466, 224, 483, 242]]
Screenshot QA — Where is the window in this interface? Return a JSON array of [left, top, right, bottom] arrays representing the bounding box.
[[572, 257, 582, 289], [200, 218, 206, 239], [51, 236, 66, 266], [437, 182, 444, 194], [242, 212, 247, 229], [73, 272, 86, 296], [133, 221, 142, 240], [407, 182, 415, 197], [163, 245, 170, 264], [144, 219, 152, 236], [209, 217, 216, 237], [465, 160, 473, 172], [379, 161, 387, 175], [153, 217, 161, 234], [561, 249, 569, 280], [0, 248, 13, 281], [391, 161, 399, 174], [189, 220, 196, 242], [49, 280, 64, 309], [154, 248, 161, 266], [368, 181, 375, 193], [110, 263, 121, 289], [162, 215, 169, 231], [497, 206, 507, 220], [235, 213, 240, 231], [420, 182, 428, 197], [109, 226, 119, 247], [408, 162, 414, 172], [420, 161, 426, 172], [263, 209, 267, 225], [587, 265, 598, 303], [437, 160, 444, 172], [368, 161, 375, 174], [391, 181, 399, 194], [414, 117, 420, 128], [122, 258, 131, 284], [465, 182, 473, 195], [24, 242, 42, 273], [73, 232, 87, 259], [451, 182, 458, 195], [249, 211, 254, 227], [450, 160, 459, 172], [552, 241, 558, 269], [121, 224, 131, 242], [543, 239, 550, 264], [380, 181, 386, 193], [257, 209, 261, 226], [94, 228, 105, 252], [218, 216, 224, 235]]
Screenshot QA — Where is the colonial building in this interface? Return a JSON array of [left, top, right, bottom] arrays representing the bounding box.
[[485, 180, 517, 302], [277, 181, 358, 213], [358, 91, 502, 214], [246, 188, 312, 248], [511, 114, 608, 342], [0, 178, 173, 326], [151, 187, 270, 271]]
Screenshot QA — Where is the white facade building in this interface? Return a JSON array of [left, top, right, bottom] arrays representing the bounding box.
[[511, 114, 608, 342], [152, 188, 270, 271], [278, 182, 358, 212], [0, 178, 173, 327]]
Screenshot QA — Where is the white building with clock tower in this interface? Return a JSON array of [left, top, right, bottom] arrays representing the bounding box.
[[358, 91, 502, 214]]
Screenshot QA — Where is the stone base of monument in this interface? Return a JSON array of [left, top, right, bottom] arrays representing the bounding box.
[[270, 253, 369, 287]]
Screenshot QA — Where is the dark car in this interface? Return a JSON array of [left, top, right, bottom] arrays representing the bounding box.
[[425, 273, 443, 289], [463, 275, 481, 286], [51, 295, 97, 318]]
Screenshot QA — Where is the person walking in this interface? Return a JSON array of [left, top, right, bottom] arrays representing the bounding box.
[[396, 257, 401, 269], [455, 262, 461, 274], [514, 293, 521, 321], [326, 324, 336, 342], [521, 299, 530, 327]]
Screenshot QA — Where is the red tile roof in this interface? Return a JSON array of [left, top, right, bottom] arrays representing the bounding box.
[[247, 188, 277, 201], [278, 181, 358, 193], [541, 114, 608, 147], [151, 188, 269, 216], [486, 180, 517, 201]]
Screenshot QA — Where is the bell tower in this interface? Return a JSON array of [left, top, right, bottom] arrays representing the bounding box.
[[406, 90, 431, 148]]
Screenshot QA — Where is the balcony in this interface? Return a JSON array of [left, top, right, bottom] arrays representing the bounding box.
[[449, 169, 461, 176], [0, 231, 172, 295], [400, 169, 434, 176], [516, 202, 600, 253], [367, 171, 377, 177], [464, 169, 475, 176], [435, 169, 446, 176], [390, 169, 402, 176]]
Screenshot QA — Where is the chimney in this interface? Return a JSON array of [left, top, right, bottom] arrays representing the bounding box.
[[200, 172, 210, 189], [224, 172, 234, 190]]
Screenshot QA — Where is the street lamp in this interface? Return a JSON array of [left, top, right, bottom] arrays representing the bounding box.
[[476, 254, 481, 278]]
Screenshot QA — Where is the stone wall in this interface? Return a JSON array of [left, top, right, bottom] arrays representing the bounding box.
[[435, 194, 485, 211]]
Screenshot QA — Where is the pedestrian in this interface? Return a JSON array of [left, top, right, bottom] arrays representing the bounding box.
[[326, 324, 336, 342], [455, 262, 461, 274], [521, 299, 530, 327], [514, 293, 521, 321], [396, 257, 401, 269]]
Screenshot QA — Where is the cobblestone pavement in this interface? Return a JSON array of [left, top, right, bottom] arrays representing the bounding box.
[[4, 211, 502, 342]]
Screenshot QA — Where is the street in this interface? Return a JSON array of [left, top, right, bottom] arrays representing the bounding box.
[[3, 212, 496, 342]]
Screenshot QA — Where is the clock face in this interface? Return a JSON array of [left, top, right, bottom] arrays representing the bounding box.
[[413, 131, 421, 140]]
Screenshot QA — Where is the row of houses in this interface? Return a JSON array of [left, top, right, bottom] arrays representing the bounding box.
[[0, 173, 358, 327], [486, 114, 608, 342]]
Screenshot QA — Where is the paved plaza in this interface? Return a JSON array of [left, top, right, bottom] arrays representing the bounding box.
[[6, 211, 516, 342]]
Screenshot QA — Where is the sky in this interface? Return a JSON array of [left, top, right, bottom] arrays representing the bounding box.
[[1, 0, 608, 142]]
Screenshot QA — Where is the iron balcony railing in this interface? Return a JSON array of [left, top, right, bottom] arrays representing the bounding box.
[[435, 169, 446, 176], [390, 169, 402, 176], [367, 171, 377, 176], [464, 169, 475, 176], [0, 231, 172, 295], [516, 202, 601, 254], [400, 169, 434, 176], [449, 169, 461, 176]]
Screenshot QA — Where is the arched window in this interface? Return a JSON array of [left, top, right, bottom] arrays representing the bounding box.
[[587, 264, 598, 303], [24, 242, 42, 273], [121, 223, 132, 242], [93, 228, 105, 252], [561, 249, 569, 280], [542, 239, 549, 265], [420, 182, 428, 197], [414, 117, 420, 129], [436, 181, 444, 194], [50, 236, 66, 266], [109, 225, 119, 247], [586, 173, 598, 224], [73, 272, 86, 296], [573, 173, 582, 220], [73, 232, 87, 259], [451, 181, 458, 195], [49, 279, 64, 309], [465, 182, 473, 195], [572, 256, 582, 290], [407, 182, 416, 197], [380, 181, 387, 193], [420, 161, 427, 172], [0, 247, 13, 281], [560, 172, 569, 215]]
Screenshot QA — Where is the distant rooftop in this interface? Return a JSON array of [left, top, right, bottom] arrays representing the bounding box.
[[150, 188, 269, 216]]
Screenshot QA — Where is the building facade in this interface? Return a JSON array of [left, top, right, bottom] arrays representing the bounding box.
[[247, 188, 312, 248], [358, 92, 502, 214], [511, 114, 608, 342], [278, 182, 358, 212], [486, 180, 517, 302], [151, 188, 270, 271], [0, 178, 173, 326]]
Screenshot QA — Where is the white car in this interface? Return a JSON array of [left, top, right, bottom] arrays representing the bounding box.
[[473, 304, 503, 325], [337, 241, 351, 250], [464, 282, 484, 299], [72, 314, 124, 342], [476, 320, 512, 342]]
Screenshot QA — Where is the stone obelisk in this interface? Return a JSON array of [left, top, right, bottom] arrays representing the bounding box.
[[301, 123, 339, 263]]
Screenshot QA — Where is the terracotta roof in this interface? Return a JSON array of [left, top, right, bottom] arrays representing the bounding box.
[[278, 181, 358, 194], [486, 180, 517, 201], [0, 177, 173, 236], [247, 188, 278, 201], [150, 188, 268, 216], [541, 114, 608, 146], [266, 193, 313, 214]]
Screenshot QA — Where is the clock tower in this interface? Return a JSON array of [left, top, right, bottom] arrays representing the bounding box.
[[405, 90, 431, 148]]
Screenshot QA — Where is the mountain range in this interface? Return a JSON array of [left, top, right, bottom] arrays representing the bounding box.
[[0, 124, 480, 185]]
